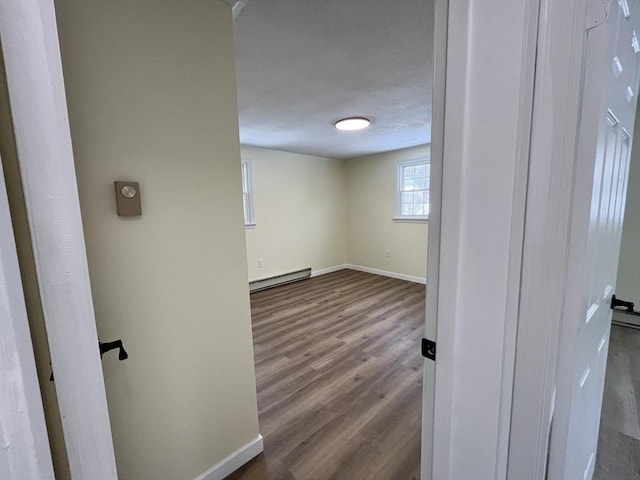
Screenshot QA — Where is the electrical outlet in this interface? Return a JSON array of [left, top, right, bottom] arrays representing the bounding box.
[[257, 258, 264, 268], [385, 249, 391, 258]]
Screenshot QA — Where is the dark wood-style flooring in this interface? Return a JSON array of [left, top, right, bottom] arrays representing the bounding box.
[[226, 269, 425, 480], [595, 325, 640, 479]]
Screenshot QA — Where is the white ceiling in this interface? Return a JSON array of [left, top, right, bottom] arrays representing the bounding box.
[[231, 0, 433, 160]]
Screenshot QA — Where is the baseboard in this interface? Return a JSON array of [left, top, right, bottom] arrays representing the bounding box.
[[256, 264, 426, 284], [311, 264, 349, 277], [346, 264, 426, 285], [249, 268, 311, 292], [612, 310, 640, 330], [194, 434, 263, 480]]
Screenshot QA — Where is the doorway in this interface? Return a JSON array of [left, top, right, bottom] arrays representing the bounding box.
[[6, 1, 637, 480], [229, 1, 434, 477]]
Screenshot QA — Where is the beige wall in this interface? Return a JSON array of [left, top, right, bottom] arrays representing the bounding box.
[[346, 145, 429, 280], [617, 117, 640, 302], [243, 146, 348, 281], [243, 144, 429, 282], [55, 2, 259, 480]]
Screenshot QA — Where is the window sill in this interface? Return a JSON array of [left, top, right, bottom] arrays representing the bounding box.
[[393, 216, 429, 223], [245, 223, 257, 229]]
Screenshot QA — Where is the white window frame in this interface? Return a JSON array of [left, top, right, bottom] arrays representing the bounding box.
[[241, 159, 256, 227], [394, 157, 430, 221]]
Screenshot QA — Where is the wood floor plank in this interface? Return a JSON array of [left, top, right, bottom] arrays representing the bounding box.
[[601, 328, 640, 439], [225, 269, 424, 480], [594, 425, 640, 480], [595, 325, 640, 479]]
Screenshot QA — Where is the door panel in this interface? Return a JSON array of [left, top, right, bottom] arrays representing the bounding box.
[[551, 1, 640, 479]]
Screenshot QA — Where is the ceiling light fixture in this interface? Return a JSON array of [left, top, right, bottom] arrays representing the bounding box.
[[334, 117, 371, 131]]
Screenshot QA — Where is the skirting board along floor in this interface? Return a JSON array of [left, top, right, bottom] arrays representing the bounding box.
[[194, 435, 263, 480], [612, 309, 640, 329], [311, 264, 426, 285], [310, 264, 349, 277]]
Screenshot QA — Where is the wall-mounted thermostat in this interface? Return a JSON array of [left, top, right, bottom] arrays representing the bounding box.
[[114, 181, 142, 216]]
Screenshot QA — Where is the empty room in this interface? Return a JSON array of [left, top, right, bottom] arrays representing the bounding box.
[[6, 1, 640, 480], [229, 1, 432, 477], [2, 1, 433, 479]]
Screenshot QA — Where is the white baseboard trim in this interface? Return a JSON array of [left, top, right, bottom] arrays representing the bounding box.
[[311, 264, 349, 277], [249, 268, 311, 292], [300, 263, 426, 284], [194, 434, 263, 480], [346, 264, 426, 285]]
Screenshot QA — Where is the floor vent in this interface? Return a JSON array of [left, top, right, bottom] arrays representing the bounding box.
[[249, 267, 312, 293]]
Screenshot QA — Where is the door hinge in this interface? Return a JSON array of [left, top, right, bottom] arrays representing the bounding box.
[[422, 338, 436, 361]]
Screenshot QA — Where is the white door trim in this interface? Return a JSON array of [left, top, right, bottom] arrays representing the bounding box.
[[427, 2, 539, 479], [0, 154, 55, 480], [0, 1, 118, 478], [420, 1, 446, 478]]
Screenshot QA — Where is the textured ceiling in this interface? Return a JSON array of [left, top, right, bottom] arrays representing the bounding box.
[[232, 0, 433, 160]]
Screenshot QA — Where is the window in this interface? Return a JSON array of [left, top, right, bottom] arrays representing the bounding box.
[[241, 159, 255, 227], [395, 158, 430, 221]]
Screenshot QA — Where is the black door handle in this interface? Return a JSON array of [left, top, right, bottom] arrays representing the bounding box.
[[51, 339, 128, 381], [99, 339, 129, 360], [611, 295, 635, 313]]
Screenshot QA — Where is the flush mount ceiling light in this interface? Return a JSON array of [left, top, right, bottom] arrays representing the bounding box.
[[334, 117, 371, 131]]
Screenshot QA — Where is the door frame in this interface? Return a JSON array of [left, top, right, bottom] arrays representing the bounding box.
[[424, 1, 540, 478], [0, 153, 55, 479], [0, 1, 118, 478], [419, 0, 446, 478]]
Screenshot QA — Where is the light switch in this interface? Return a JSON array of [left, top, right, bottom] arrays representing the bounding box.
[[115, 181, 142, 216]]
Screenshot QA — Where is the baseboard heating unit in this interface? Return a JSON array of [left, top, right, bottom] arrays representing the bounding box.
[[249, 267, 312, 293], [612, 309, 640, 330]]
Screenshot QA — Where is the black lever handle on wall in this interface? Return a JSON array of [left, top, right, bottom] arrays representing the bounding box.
[[51, 339, 128, 381], [99, 339, 129, 361], [611, 295, 635, 313]]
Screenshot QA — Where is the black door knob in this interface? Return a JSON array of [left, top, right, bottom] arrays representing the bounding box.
[[611, 295, 635, 313], [99, 339, 129, 360]]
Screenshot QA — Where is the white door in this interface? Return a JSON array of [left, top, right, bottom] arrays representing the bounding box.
[[0, 1, 118, 478], [550, 1, 640, 479]]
